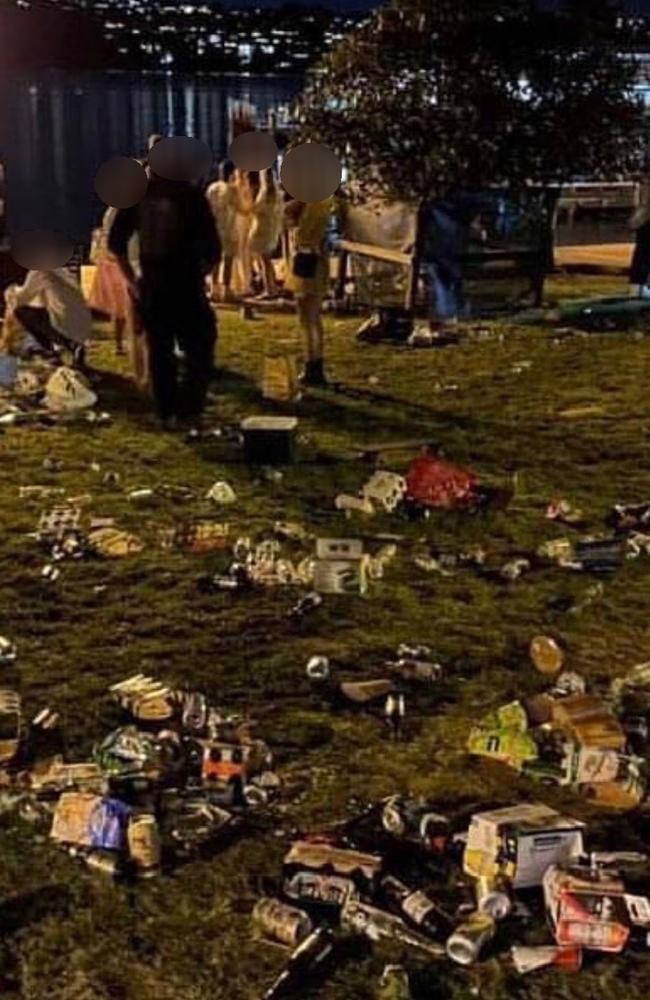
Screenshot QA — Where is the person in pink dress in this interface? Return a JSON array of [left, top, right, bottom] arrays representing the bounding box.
[[89, 206, 132, 354]]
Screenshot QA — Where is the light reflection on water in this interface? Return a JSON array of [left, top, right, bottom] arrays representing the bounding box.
[[1, 70, 302, 242]]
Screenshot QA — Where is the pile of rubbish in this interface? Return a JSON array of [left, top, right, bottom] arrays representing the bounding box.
[[468, 639, 650, 811], [200, 532, 398, 597], [30, 504, 145, 580], [0, 674, 281, 878], [335, 453, 505, 519], [251, 795, 650, 997], [305, 644, 443, 741], [0, 359, 108, 425], [411, 496, 650, 585], [538, 499, 650, 576]]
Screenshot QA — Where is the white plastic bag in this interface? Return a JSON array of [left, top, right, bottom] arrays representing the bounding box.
[[45, 367, 97, 412]]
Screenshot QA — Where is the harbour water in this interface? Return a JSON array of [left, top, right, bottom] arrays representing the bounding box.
[[0, 70, 303, 242]]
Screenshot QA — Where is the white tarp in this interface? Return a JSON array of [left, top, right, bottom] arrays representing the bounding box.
[[343, 200, 416, 306]]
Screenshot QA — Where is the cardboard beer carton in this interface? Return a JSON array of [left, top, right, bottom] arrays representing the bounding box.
[[284, 841, 383, 896], [313, 538, 369, 595], [544, 863, 650, 953], [463, 803, 585, 889], [551, 695, 625, 750], [50, 792, 103, 846]]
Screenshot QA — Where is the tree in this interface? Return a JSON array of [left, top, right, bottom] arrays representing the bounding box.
[[295, 0, 648, 206]]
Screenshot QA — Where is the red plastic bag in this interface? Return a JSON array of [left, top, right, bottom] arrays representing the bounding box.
[[406, 455, 478, 510]]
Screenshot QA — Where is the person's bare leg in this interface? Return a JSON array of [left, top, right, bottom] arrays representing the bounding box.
[[297, 296, 310, 353], [299, 296, 326, 386], [114, 317, 126, 355], [263, 256, 277, 297], [222, 257, 235, 301], [210, 264, 221, 301]]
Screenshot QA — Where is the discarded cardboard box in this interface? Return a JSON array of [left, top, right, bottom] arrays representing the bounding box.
[[551, 695, 626, 750], [544, 863, 650, 953], [313, 538, 369, 595], [463, 803, 585, 889]]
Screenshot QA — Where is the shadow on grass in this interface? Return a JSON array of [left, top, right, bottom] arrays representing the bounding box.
[[0, 884, 71, 936]]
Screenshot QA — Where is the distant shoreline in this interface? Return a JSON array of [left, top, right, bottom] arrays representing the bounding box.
[[3, 67, 305, 82]]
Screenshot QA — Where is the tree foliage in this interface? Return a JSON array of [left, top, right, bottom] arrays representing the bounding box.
[[295, 0, 648, 204]]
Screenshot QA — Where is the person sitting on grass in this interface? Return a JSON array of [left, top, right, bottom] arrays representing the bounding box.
[[5, 267, 92, 369]]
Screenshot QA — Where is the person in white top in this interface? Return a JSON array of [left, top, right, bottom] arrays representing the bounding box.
[[6, 267, 92, 366], [206, 160, 238, 302], [231, 169, 254, 298], [250, 168, 283, 298]]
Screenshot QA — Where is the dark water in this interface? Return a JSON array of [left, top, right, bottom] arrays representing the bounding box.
[[0, 70, 303, 244]]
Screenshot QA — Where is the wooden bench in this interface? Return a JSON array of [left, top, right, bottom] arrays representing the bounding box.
[[556, 182, 639, 229]]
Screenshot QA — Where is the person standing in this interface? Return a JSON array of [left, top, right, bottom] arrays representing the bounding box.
[[206, 161, 238, 302], [89, 206, 131, 354], [285, 197, 333, 387], [629, 179, 650, 298], [231, 169, 254, 298], [418, 191, 484, 333], [250, 168, 283, 298], [108, 170, 220, 430]]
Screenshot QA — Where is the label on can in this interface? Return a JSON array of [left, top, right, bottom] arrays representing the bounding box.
[[128, 813, 161, 874], [284, 871, 356, 908], [253, 897, 313, 947], [403, 890, 435, 925]]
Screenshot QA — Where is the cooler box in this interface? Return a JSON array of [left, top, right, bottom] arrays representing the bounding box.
[[241, 416, 298, 465]]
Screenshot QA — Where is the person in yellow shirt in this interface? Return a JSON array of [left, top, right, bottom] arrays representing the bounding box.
[[285, 196, 333, 387]]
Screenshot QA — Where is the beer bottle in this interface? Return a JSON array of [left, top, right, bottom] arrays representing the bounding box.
[[381, 875, 453, 941], [341, 898, 444, 959], [262, 926, 335, 999]]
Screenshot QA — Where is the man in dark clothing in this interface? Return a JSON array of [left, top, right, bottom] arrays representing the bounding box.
[[109, 174, 220, 428], [418, 191, 485, 332]]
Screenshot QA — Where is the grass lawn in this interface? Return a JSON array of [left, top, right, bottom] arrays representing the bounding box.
[[2, 270, 650, 1000]]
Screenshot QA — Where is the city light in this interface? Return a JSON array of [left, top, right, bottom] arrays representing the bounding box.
[[22, 0, 369, 74]]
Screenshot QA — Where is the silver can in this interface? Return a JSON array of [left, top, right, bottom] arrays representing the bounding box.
[[252, 897, 313, 948], [127, 813, 162, 878], [446, 911, 496, 966], [85, 850, 121, 876], [475, 875, 512, 921]]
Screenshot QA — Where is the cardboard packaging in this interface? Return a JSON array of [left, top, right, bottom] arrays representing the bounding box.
[[544, 863, 650, 953], [463, 803, 585, 889], [51, 792, 103, 846], [551, 695, 625, 750], [313, 538, 369, 595]]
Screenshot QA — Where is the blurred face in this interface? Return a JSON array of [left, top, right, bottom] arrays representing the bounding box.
[[11, 229, 73, 270], [148, 137, 213, 183], [94, 156, 148, 209], [280, 143, 342, 203]]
